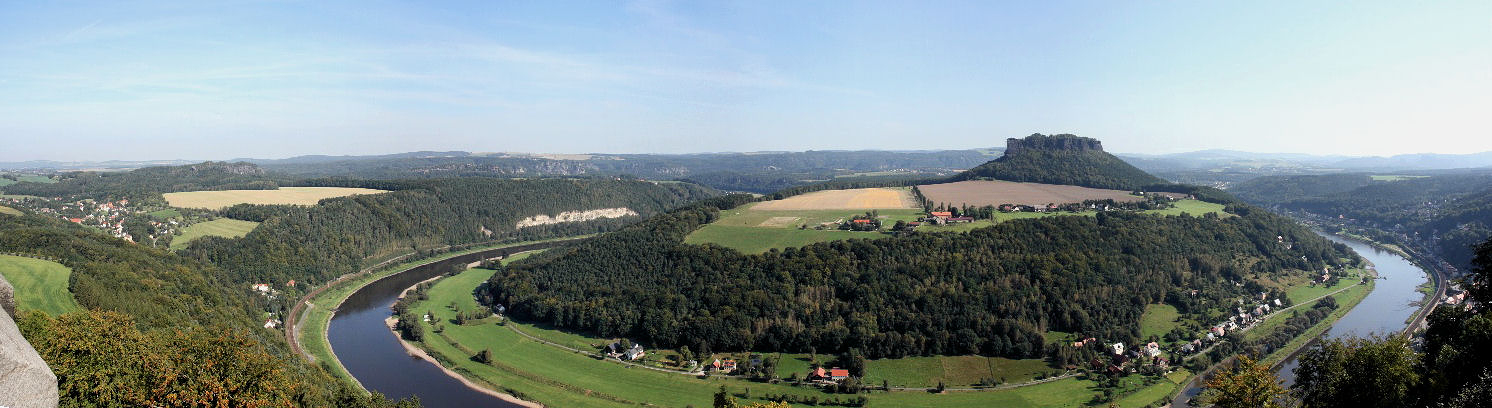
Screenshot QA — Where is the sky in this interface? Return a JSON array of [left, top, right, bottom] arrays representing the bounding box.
[[2, 1, 1490, 161]]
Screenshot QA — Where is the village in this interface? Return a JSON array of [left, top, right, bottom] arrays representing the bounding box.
[[0, 194, 213, 248]]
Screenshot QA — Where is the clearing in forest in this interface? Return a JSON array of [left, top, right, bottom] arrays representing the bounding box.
[[918, 180, 1144, 207], [170, 219, 261, 250], [0, 205, 21, 216], [0, 255, 83, 315], [163, 187, 387, 209], [753, 187, 917, 210]]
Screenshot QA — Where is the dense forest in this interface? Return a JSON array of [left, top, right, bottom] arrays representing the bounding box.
[[0, 213, 409, 406], [955, 134, 1166, 190], [482, 195, 1353, 360], [182, 177, 718, 285], [1229, 172, 1492, 269], [0, 161, 287, 201]]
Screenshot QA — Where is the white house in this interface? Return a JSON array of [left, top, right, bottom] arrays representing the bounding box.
[[624, 344, 646, 361], [1111, 342, 1125, 355]]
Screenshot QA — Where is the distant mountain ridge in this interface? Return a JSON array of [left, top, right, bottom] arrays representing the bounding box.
[[955, 134, 1166, 190]]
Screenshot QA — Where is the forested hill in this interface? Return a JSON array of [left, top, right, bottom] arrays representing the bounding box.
[[183, 178, 718, 285], [0, 161, 287, 200], [482, 197, 1353, 360], [0, 213, 389, 406], [955, 134, 1167, 190], [1229, 172, 1492, 270]]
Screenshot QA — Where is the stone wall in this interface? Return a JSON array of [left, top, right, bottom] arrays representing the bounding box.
[[0, 273, 59, 408]]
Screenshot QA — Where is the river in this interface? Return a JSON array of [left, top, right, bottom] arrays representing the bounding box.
[[333, 234, 1430, 407], [328, 241, 576, 408], [1174, 232, 1431, 405], [1274, 233, 1429, 384]]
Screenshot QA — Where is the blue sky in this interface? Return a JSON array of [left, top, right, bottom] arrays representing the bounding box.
[[2, 1, 1489, 161]]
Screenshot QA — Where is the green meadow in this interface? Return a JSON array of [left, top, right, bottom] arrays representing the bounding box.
[[0, 206, 21, 216], [170, 218, 260, 250], [0, 254, 83, 315], [1139, 304, 1183, 340], [147, 208, 183, 219]]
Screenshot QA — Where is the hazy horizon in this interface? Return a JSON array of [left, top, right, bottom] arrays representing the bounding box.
[[3, 1, 1490, 162]]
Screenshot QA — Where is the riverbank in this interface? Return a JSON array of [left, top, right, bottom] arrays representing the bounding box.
[[293, 236, 590, 390], [384, 315, 544, 408]]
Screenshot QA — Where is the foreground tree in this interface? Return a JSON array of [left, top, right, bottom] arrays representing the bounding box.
[[1204, 355, 1290, 408], [1293, 335, 1418, 408]]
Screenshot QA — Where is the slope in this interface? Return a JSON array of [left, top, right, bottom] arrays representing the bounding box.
[[955, 134, 1166, 190]]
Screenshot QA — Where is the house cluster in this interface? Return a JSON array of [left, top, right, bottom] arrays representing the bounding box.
[[922, 211, 973, 225], [1092, 340, 1169, 374], [605, 341, 646, 361], [1179, 294, 1283, 356], [4, 196, 183, 243], [1443, 284, 1469, 308], [807, 366, 850, 383], [248, 280, 296, 298]]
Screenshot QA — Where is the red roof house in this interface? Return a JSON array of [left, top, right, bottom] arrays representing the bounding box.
[[829, 369, 850, 380], [929, 211, 952, 218]]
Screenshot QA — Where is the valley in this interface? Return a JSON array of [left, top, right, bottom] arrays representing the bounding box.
[[0, 135, 1483, 408]]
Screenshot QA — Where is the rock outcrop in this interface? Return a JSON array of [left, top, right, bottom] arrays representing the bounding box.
[[1003, 133, 1104, 156], [0, 274, 59, 408]]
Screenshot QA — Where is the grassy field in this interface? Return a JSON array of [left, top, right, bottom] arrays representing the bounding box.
[[0, 174, 55, 187], [0, 205, 21, 216], [686, 199, 1224, 254], [163, 187, 387, 210], [146, 208, 183, 219], [1284, 270, 1360, 304], [0, 255, 83, 315], [863, 356, 1053, 387], [1143, 199, 1229, 217], [1139, 304, 1182, 340], [170, 218, 260, 250], [683, 204, 925, 254], [1113, 369, 1193, 408]]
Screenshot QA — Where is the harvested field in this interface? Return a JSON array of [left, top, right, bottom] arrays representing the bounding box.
[[918, 180, 1140, 207], [758, 216, 801, 227], [163, 187, 387, 209], [753, 187, 916, 210]]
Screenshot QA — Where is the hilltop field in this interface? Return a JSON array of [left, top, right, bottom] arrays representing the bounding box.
[[0, 254, 82, 315], [686, 183, 1221, 254], [752, 187, 918, 210], [162, 187, 386, 209], [169, 218, 261, 250], [918, 180, 1183, 207]]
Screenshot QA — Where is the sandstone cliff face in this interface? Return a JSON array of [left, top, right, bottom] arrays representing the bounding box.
[[1004, 133, 1104, 156], [0, 274, 59, 408]]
